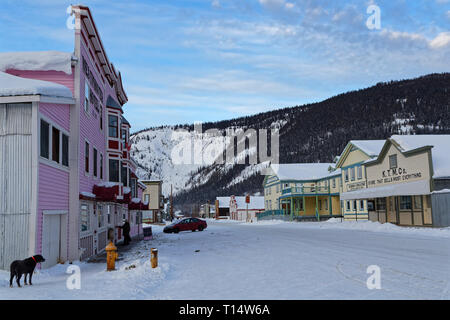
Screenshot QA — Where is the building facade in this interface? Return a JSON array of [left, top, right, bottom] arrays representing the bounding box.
[[262, 163, 342, 221], [0, 6, 147, 270], [229, 195, 264, 222], [262, 136, 450, 227], [342, 135, 450, 227], [141, 180, 164, 222], [335, 140, 385, 221]]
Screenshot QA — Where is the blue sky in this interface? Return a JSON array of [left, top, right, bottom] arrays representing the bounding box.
[[0, 0, 449, 131]]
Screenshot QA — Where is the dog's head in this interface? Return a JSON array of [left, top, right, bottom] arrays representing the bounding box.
[[33, 255, 46, 263]]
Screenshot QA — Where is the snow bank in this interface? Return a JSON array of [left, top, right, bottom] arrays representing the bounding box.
[[0, 71, 73, 98], [244, 218, 450, 238], [0, 51, 73, 75]]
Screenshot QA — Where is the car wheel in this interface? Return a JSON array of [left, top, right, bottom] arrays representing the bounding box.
[[174, 228, 179, 234], [198, 226, 204, 231]]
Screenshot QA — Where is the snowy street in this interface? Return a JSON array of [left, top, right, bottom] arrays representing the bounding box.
[[1, 219, 449, 300]]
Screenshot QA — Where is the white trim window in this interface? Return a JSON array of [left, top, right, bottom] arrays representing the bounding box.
[[85, 141, 90, 174], [80, 203, 90, 232], [93, 148, 98, 178], [389, 154, 398, 169], [84, 82, 90, 114], [357, 166, 363, 180], [97, 204, 104, 228], [40, 118, 69, 168]]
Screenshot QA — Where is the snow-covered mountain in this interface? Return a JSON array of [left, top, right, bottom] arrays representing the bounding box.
[[130, 119, 287, 197], [131, 73, 450, 204]]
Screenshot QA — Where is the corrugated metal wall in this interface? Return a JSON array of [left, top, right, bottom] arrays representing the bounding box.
[[0, 103, 32, 270], [431, 192, 450, 228]]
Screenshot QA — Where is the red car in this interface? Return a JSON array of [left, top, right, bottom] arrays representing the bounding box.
[[163, 218, 207, 233]]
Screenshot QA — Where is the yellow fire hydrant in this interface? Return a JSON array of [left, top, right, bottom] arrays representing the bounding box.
[[105, 241, 118, 271], [151, 248, 158, 268]]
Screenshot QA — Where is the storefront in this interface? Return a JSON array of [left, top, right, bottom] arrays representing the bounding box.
[[341, 135, 450, 227]]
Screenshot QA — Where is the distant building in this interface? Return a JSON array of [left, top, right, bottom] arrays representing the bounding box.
[[229, 196, 264, 222], [141, 180, 164, 222], [215, 196, 231, 218]]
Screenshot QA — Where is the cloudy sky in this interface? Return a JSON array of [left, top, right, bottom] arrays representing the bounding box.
[[0, 0, 449, 130]]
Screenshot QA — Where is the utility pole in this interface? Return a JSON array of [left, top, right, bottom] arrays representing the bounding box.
[[170, 184, 174, 221]]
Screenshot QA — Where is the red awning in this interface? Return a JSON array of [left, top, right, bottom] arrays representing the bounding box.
[[93, 183, 120, 202], [128, 200, 149, 210]]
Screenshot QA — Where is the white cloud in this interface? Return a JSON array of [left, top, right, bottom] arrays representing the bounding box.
[[429, 32, 450, 49], [212, 0, 220, 8]]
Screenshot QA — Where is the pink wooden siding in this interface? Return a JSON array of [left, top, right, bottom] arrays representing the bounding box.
[[36, 163, 69, 256], [78, 42, 108, 195], [5, 69, 75, 96], [39, 103, 70, 132]]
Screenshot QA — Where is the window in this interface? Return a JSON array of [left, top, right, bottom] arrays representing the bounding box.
[[346, 201, 350, 211], [389, 154, 397, 169], [357, 166, 362, 180], [318, 200, 322, 210], [80, 204, 89, 232], [131, 178, 137, 198], [40, 120, 50, 159], [332, 178, 336, 188], [62, 134, 69, 167], [106, 205, 111, 224], [413, 196, 422, 210], [97, 204, 104, 228], [325, 200, 328, 211], [121, 163, 128, 186], [400, 196, 412, 210], [93, 148, 98, 177], [84, 82, 90, 113], [344, 169, 349, 182], [99, 108, 103, 130], [353, 200, 357, 211], [109, 159, 119, 182], [144, 194, 150, 204], [108, 115, 118, 138], [85, 142, 89, 173], [122, 128, 127, 149], [350, 167, 355, 181], [360, 200, 364, 211], [100, 153, 103, 179], [376, 198, 386, 210]]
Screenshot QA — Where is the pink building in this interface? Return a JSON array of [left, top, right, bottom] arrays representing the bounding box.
[[0, 6, 147, 269]]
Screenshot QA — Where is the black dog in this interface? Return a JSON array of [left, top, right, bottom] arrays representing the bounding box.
[[10, 255, 46, 288]]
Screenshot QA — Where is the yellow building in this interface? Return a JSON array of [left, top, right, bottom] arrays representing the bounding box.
[[141, 180, 164, 222], [341, 135, 450, 227], [262, 163, 342, 221], [335, 140, 385, 221]]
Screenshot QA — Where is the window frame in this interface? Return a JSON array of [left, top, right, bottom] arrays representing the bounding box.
[[39, 116, 69, 170], [389, 154, 398, 170], [108, 114, 119, 138]]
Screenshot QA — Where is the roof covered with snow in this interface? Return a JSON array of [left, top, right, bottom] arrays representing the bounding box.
[[216, 196, 231, 208], [0, 71, 73, 99], [232, 196, 265, 210], [349, 140, 386, 157], [0, 51, 73, 75], [269, 163, 339, 181], [390, 135, 450, 178]]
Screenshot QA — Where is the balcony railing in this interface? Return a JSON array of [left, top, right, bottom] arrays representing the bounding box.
[[256, 210, 284, 219], [281, 186, 330, 195]]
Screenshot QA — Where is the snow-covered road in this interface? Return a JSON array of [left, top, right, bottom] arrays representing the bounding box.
[[1, 219, 449, 299]]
